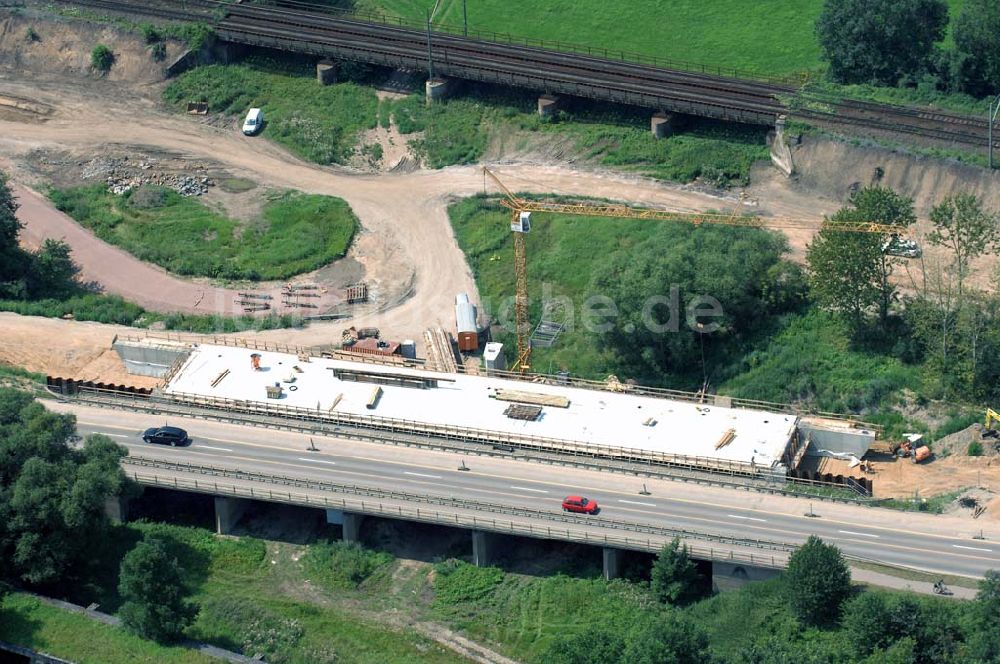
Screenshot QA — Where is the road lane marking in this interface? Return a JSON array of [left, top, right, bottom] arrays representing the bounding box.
[[954, 544, 993, 552], [511, 486, 549, 493], [404, 471, 441, 479], [839, 530, 879, 538], [198, 445, 233, 452], [297, 457, 337, 465], [104, 433, 131, 439], [620, 500, 656, 507], [728, 514, 767, 522]]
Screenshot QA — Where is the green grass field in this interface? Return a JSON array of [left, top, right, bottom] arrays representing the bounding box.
[[49, 185, 356, 281], [361, 0, 966, 77], [164, 56, 379, 164], [0, 594, 219, 664]]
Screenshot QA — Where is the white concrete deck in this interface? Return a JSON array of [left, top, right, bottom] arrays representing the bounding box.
[[165, 344, 797, 467]]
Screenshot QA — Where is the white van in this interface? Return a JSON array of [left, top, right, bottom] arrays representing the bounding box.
[[242, 108, 263, 135]]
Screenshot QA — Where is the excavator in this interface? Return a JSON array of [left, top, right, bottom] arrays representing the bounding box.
[[985, 408, 1000, 439]]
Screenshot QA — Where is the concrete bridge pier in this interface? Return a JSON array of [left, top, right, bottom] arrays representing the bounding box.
[[711, 561, 781, 592], [651, 112, 675, 138], [317, 59, 338, 85], [537, 94, 561, 117], [472, 530, 500, 567], [602, 547, 622, 580], [425, 77, 453, 105], [215, 496, 249, 535], [342, 512, 365, 543], [104, 495, 131, 524]]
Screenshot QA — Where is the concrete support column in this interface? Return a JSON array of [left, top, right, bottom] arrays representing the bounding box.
[[214, 496, 249, 535], [651, 112, 675, 139], [768, 113, 794, 177], [104, 495, 130, 524], [602, 547, 622, 580], [317, 59, 338, 85], [425, 77, 452, 105], [342, 512, 365, 544], [471, 530, 497, 567], [537, 94, 561, 117]]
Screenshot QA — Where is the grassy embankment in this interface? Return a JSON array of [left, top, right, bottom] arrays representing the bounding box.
[[0, 517, 975, 664], [448, 197, 920, 414], [49, 185, 356, 282], [0, 520, 464, 664], [165, 54, 769, 186]]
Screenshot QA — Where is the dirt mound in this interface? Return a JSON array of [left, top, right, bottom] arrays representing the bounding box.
[[935, 423, 998, 458], [0, 12, 181, 84], [752, 135, 1000, 289]]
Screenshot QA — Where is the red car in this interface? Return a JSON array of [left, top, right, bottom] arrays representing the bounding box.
[[562, 495, 599, 514]]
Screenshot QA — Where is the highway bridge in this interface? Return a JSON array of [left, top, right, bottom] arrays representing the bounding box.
[[58, 400, 1000, 582], [65, 0, 997, 149]]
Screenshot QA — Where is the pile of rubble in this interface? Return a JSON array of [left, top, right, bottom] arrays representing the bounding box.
[[81, 155, 215, 197]]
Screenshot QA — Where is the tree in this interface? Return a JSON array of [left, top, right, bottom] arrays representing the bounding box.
[[591, 224, 793, 384], [951, 0, 1000, 97], [0, 389, 129, 586], [928, 193, 999, 298], [28, 239, 80, 299], [118, 537, 197, 642], [650, 538, 702, 605], [968, 570, 1000, 662], [621, 612, 710, 664], [815, 0, 948, 85], [806, 187, 916, 335], [0, 171, 28, 297], [784, 536, 851, 626]]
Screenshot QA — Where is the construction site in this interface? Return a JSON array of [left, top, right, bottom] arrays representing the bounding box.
[[1, 6, 999, 509]]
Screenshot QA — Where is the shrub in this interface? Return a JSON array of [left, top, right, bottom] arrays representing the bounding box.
[[432, 559, 504, 606], [968, 441, 984, 457], [201, 597, 304, 664], [149, 42, 167, 62], [301, 540, 392, 590], [90, 44, 114, 74], [140, 23, 162, 44], [25, 26, 39, 42], [127, 185, 170, 209]]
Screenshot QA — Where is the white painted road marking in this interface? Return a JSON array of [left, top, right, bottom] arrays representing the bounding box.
[[104, 433, 130, 439], [297, 457, 337, 465], [511, 486, 549, 493], [839, 530, 879, 538], [728, 514, 767, 523], [620, 500, 657, 507], [198, 445, 233, 452], [954, 544, 993, 553], [404, 471, 441, 479]]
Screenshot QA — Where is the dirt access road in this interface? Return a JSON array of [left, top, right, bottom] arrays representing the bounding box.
[[0, 71, 854, 347]]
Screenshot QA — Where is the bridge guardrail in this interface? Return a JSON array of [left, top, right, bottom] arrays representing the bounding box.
[[54, 384, 872, 503], [124, 456, 791, 568]]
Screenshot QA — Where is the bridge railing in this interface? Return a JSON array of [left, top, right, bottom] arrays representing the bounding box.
[[124, 455, 791, 567], [52, 383, 872, 502]]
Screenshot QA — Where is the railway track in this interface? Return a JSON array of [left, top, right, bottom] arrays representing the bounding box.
[[59, 0, 997, 149]]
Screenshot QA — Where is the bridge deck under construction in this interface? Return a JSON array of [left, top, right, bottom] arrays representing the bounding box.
[[164, 344, 797, 469]]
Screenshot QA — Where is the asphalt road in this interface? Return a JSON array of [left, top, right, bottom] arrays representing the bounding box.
[[65, 403, 1000, 579]]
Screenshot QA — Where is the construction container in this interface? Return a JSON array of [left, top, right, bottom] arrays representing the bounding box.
[[400, 339, 416, 359], [342, 338, 400, 357], [483, 342, 505, 375], [455, 293, 479, 352]]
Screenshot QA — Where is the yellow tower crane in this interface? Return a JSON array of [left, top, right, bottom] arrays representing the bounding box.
[[482, 168, 917, 373]]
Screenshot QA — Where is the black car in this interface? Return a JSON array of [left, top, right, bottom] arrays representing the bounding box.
[[142, 426, 190, 446]]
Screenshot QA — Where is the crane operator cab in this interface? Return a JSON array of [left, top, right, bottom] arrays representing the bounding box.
[[882, 236, 921, 258]]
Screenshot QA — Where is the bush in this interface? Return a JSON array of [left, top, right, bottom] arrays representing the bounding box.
[[149, 42, 167, 62], [432, 559, 504, 606], [200, 597, 304, 664], [90, 44, 114, 74], [140, 23, 162, 44], [127, 185, 170, 209], [25, 26, 39, 42], [301, 540, 392, 590], [968, 441, 984, 457]]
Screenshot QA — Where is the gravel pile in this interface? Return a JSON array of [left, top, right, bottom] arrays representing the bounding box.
[[81, 155, 214, 196]]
